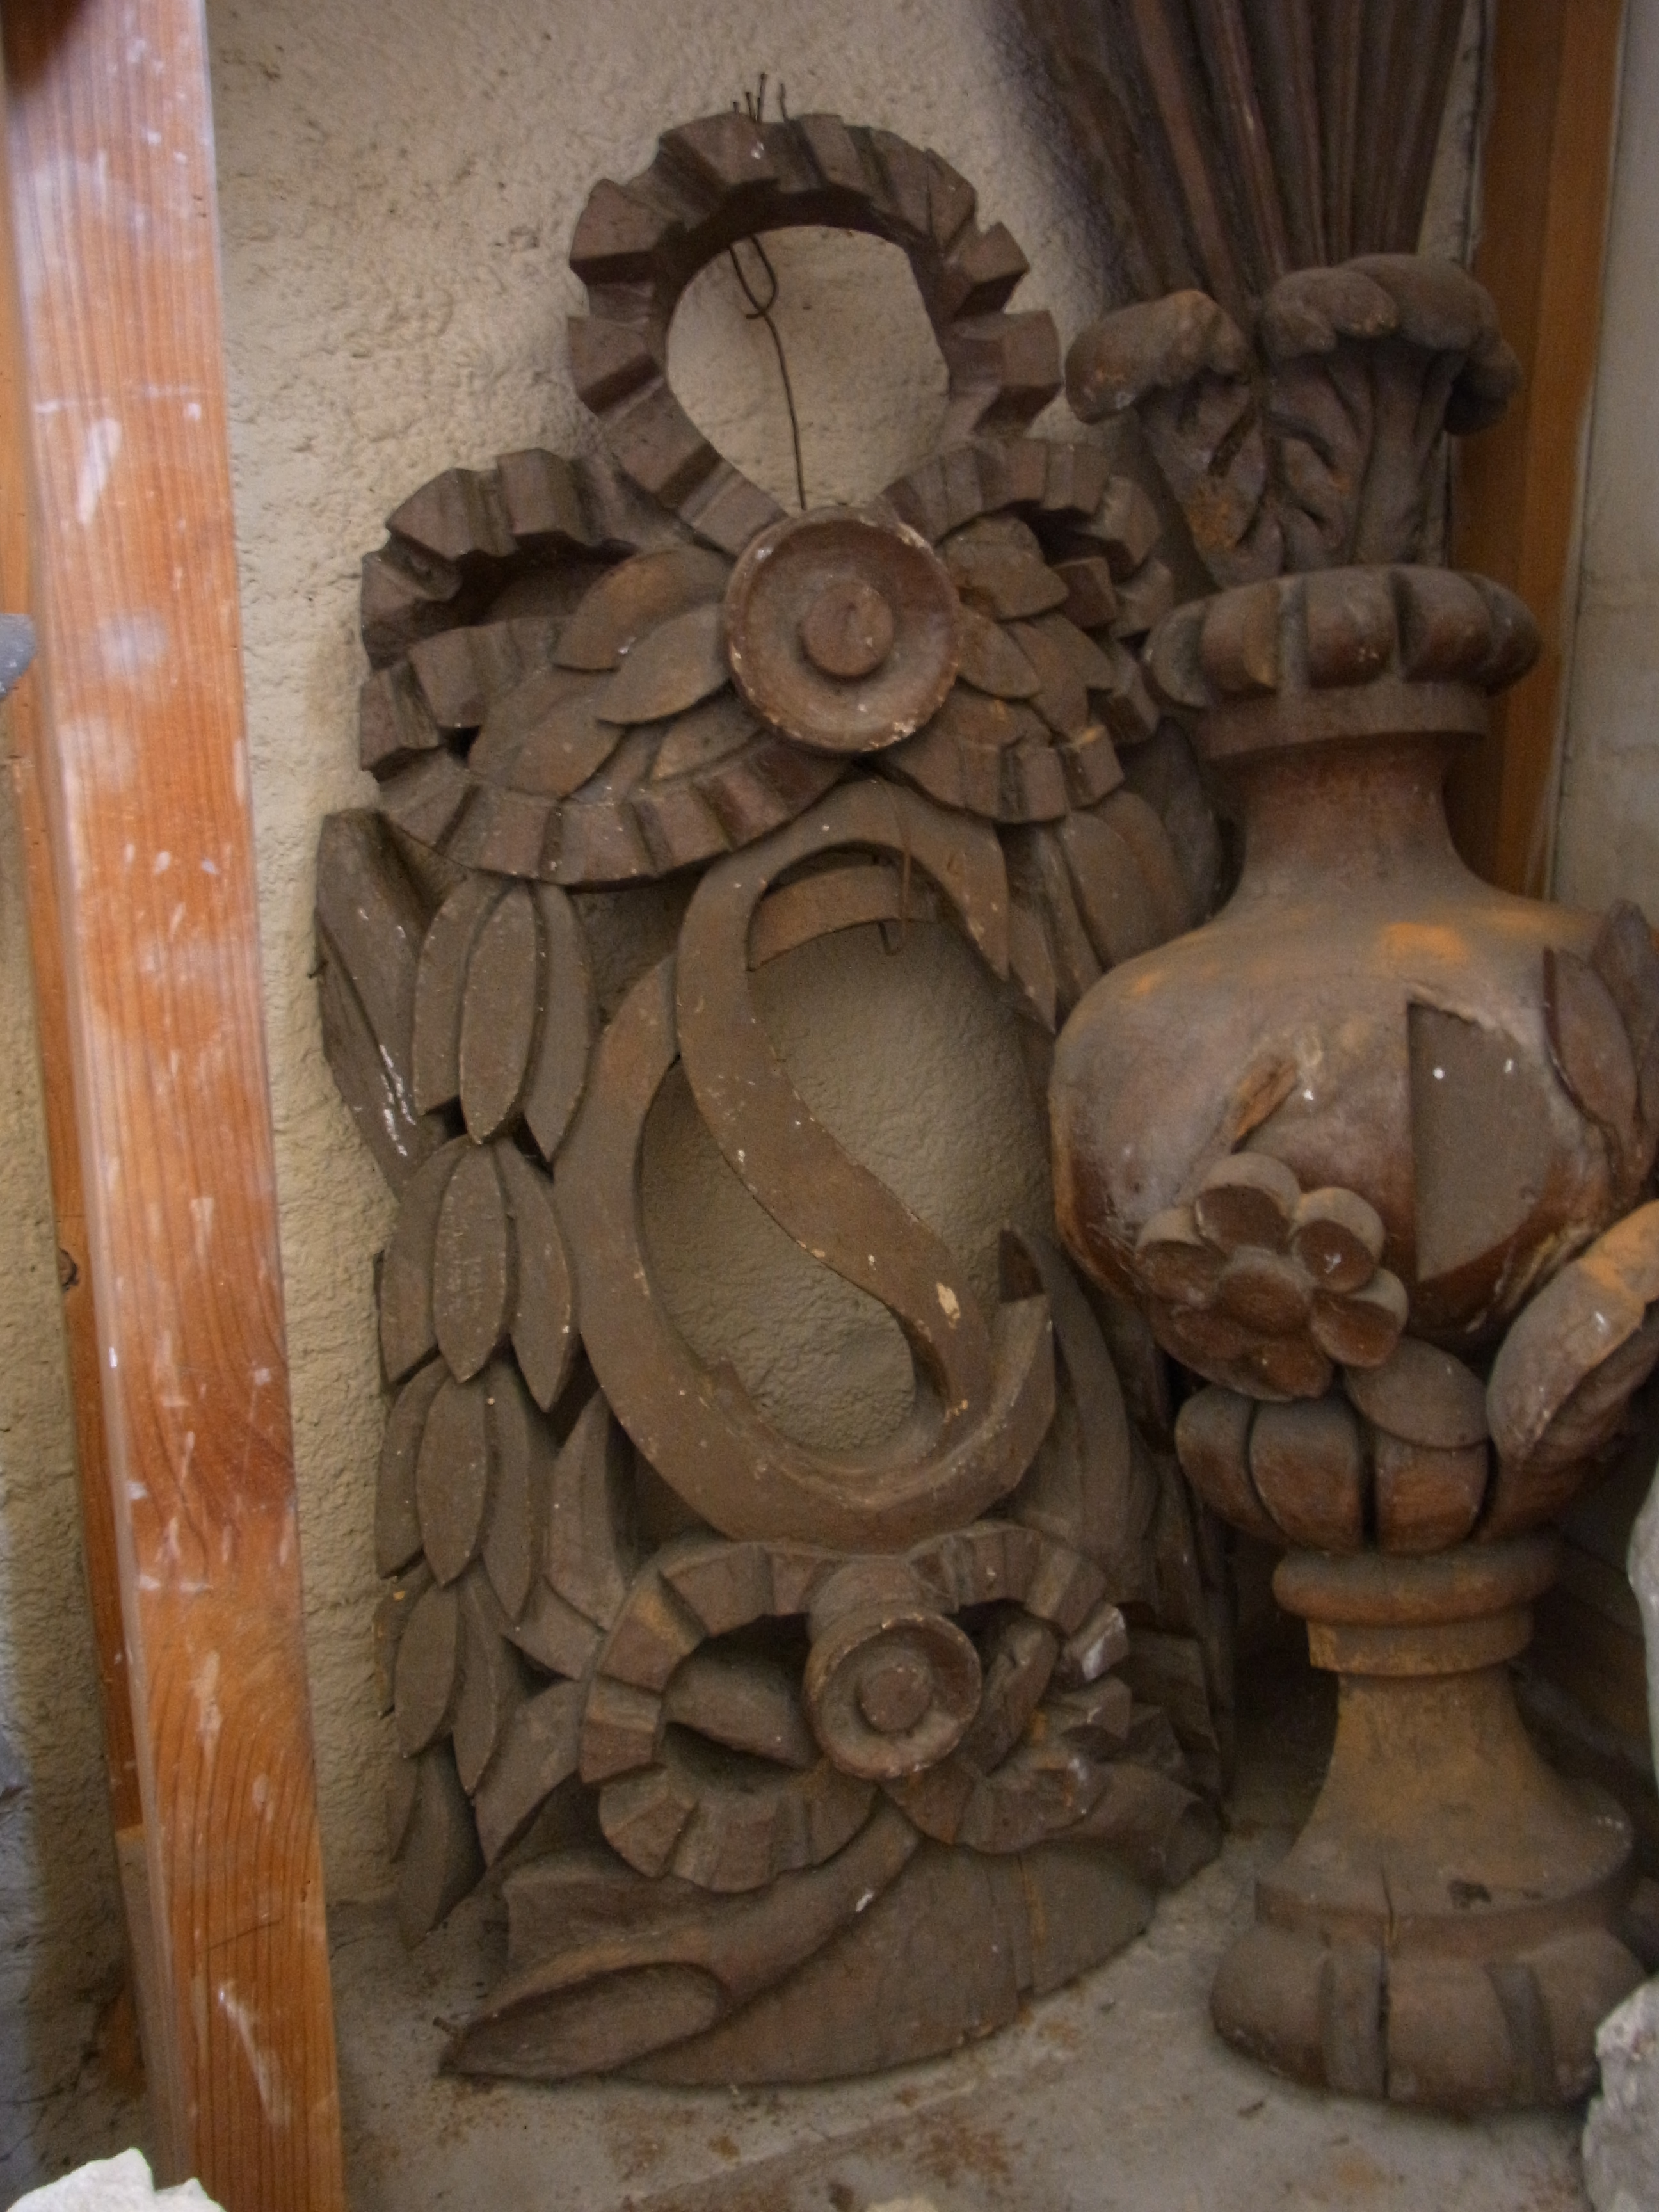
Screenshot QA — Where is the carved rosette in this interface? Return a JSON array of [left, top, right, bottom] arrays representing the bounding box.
[[348, 436, 1196, 975], [317, 111, 1233, 2083]]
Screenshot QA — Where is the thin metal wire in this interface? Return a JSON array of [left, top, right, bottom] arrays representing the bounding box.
[[725, 74, 806, 512], [727, 234, 808, 513], [737, 74, 789, 123]]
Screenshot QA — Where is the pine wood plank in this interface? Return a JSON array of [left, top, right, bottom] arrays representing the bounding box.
[[0, 3, 344, 2203], [0, 7, 141, 1848], [1447, 0, 1627, 895], [0, 273, 178, 2146]]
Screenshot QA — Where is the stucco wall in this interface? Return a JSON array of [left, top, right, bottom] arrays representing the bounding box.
[[0, 0, 1489, 2168], [1553, 0, 1659, 915]]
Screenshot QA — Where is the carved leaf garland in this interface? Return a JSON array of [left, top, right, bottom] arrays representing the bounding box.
[[432, 1148, 515, 1382], [545, 1391, 637, 1632], [554, 545, 731, 671], [521, 888, 595, 1160], [380, 1138, 465, 1383], [497, 1144, 579, 1411], [383, 1129, 576, 1407], [390, 1742, 482, 1949], [469, 671, 617, 794], [315, 813, 450, 1192], [473, 1679, 586, 1864], [387, 1351, 610, 1904], [396, 1348, 573, 1622], [454, 1573, 529, 1792], [459, 889, 545, 1141], [413, 874, 595, 1157], [395, 1580, 461, 1756], [412, 874, 502, 1113], [481, 1361, 557, 1621], [507, 1581, 602, 1678], [416, 1372, 495, 1585], [376, 1359, 447, 1576], [956, 605, 1040, 698], [597, 600, 729, 725], [373, 1559, 432, 1716]]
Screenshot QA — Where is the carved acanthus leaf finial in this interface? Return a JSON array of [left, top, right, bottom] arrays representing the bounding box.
[[1067, 257, 1519, 583]]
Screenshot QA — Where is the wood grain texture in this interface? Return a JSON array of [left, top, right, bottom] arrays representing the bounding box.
[[0, 25, 138, 1839], [1448, 0, 1627, 894], [0, 2, 344, 2203]]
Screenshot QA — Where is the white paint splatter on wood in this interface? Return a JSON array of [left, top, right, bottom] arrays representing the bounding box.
[[74, 415, 122, 524]]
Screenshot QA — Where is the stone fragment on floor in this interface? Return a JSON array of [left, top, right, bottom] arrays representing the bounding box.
[[1584, 1461, 1659, 2211], [1585, 1976, 1659, 2211], [329, 1824, 1587, 2211]]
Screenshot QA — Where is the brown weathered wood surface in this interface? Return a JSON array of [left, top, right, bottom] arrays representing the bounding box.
[[1448, 0, 1627, 894], [0, 2, 344, 2203]]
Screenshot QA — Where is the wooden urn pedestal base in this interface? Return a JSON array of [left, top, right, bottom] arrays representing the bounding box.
[[1213, 1539, 1644, 2110]]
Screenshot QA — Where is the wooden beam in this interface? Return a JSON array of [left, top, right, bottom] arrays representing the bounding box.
[[0, 4, 344, 2206], [1447, 0, 1626, 895], [0, 257, 185, 2152], [0, 4, 154, 2060]]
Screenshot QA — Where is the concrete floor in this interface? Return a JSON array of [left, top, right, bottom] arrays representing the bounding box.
[[0, 1986, 147, 2201], [330, 1661, 1591, 2212], [330, 1844, 1587, 2212], [0, 1660, 1596, 2209]]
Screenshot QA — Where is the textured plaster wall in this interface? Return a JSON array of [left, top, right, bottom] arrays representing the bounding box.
[[1553, 0, 1659, 914]]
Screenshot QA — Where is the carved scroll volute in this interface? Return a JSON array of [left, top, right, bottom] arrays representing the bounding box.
[[555, 777, 1057, 1552]]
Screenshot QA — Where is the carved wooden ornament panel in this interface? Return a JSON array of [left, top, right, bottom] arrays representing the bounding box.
[[317, 113, 1230, 2083]]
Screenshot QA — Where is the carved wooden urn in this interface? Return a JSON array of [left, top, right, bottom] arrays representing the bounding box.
[[1039, 15, 1658, 2105], [1053, 545, 1658, 2107]]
